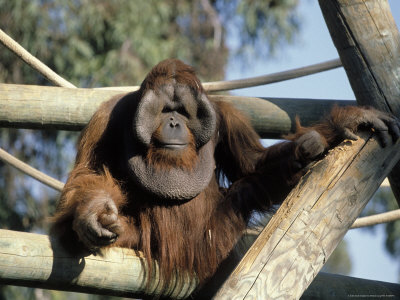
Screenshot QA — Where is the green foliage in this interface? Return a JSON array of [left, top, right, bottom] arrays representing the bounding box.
[[1, 0, 300, 85], [234, 0, 299, 59]]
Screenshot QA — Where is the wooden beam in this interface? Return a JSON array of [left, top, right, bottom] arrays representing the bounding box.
[[303, 273, 400, 299], [0, 83, 354, 139], [1, 229, 399, 299], [319, 0, 400, 206], [0, 84, 119, 131], [214, 133, 400, 299], [0, 229, 196, 299]]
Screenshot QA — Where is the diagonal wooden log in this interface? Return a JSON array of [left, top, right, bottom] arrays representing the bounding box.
[[0, 83, 353, 138], [319, 0, 400, 207], [214, 133, 400, 299]]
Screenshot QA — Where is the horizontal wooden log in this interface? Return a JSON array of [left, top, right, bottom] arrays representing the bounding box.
[[0, 229, 196, 299], [1, 229, 399, 299], [302, 273, 400, 299], [0, 83, 354, 138], [214, 133, 400, 299], [0, 84, 118, 131]]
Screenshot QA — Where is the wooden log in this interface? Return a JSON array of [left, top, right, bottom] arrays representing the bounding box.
[[214, 133, 400, 299], [1, 230, 399, 299], [0, 83, 354, 138], [302, 273, 400, 299], [319, 0, 400, 206], [0, 84, 119, 131], [0, 229, 196, 299]]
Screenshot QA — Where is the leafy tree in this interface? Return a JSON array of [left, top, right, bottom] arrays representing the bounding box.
[[0, 0, 300, 298]]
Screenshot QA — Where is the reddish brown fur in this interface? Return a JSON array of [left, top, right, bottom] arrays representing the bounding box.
[[147, 125, 198, 171], [52, 59, 377, 295], [214, 100, 265, 181], [285, 105, 368, 151], [140, 59, 204, 96], [122, 179, 245, 286]]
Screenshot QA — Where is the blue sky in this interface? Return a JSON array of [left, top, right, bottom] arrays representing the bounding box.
[[226, 1, 400, 283]]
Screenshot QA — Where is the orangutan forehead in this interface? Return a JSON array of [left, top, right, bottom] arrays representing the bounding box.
[[155, 83, 199, 103], [141, 59, 203, 93]]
